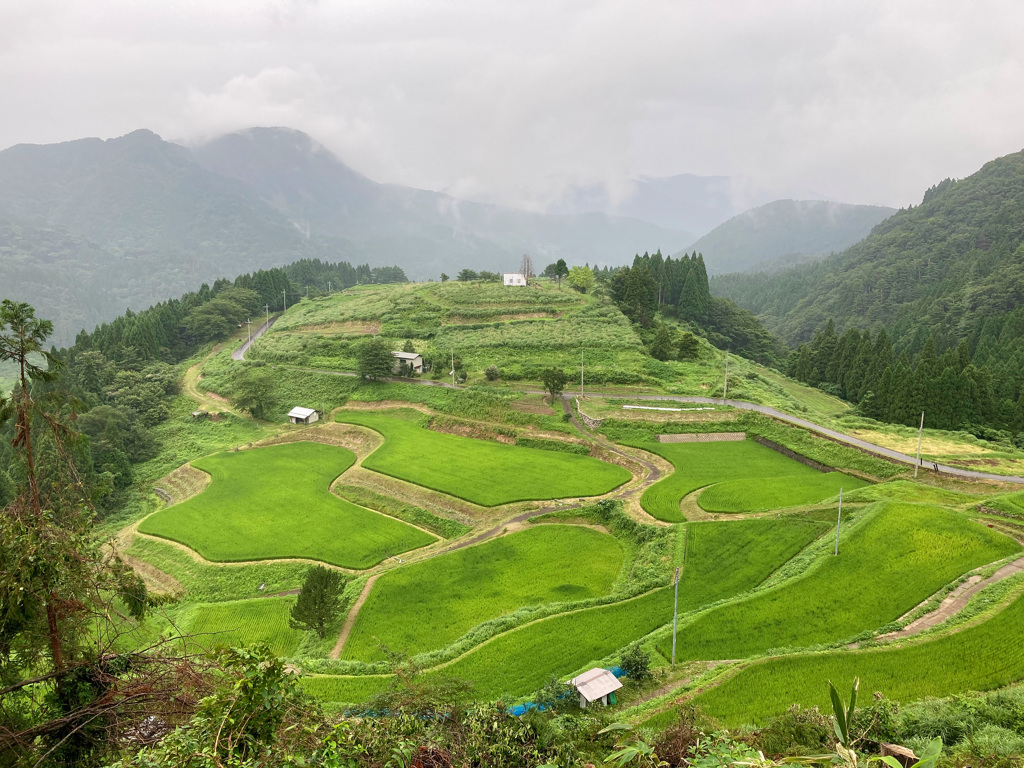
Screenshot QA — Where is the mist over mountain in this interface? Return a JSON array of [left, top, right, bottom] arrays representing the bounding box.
[[549, 173, 828, 237], [0, 127, 690, 344], [682, 199, 896, 275]]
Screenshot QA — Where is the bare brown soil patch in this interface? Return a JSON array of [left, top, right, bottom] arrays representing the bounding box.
[[339, 401, 433, 415], [290, 321, 381, 335], [443, 312, 557, 324], [120, 553, 184, 597], [510, 396, 557, 415], [155, 464, 211, 505]]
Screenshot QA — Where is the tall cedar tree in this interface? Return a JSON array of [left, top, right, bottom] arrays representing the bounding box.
[[289, 566, 347, 638], [358, 337, 396, 380]]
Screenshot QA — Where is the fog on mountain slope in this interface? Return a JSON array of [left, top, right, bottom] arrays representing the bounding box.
[[685, 199, 896, 275], [0, 127, 689, 344]]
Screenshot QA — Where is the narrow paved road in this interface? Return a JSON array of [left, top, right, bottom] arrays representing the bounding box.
[[229, 333, 1024, 485], [232, 315, 278, 361]]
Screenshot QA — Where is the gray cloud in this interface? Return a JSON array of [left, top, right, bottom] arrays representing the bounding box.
[[2, 0, 1022, 210]]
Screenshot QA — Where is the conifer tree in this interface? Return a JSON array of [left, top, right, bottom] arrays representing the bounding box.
[[289, 566, 347, 638]]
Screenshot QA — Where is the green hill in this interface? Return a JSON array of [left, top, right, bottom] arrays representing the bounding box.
[[686, 199, 895, 275]]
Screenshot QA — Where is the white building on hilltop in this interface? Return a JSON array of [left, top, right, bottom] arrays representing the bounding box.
[[503, 273, 527, 286]]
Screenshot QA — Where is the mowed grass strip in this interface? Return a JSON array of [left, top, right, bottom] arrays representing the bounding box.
[[336, 411, 631, 506], [139, 442, 435, 568], [343, 526, 624, 662], [653, 503, 1020, 662], [177, 597, 303, 656], [311, 517, 825, 702], [697, 472, 870, 513], [696, 588, 1024, 726], [633, 440, 822, 522]]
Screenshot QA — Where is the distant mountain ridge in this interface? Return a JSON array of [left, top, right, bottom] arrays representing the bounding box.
[[711, 147, 1024, 351], [683, 199, 896, 275], [549, 173, 829, 236], [0, 127, 690, 344]]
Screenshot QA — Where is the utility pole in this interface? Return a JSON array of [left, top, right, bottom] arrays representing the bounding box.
[[914, 411, 925, 479], [671, 567, 680, 665], [328, 280, 332, 293], [283, 289, 287, 312], [580, 348, 584, 399], [723, 354, 729, 401], [245, 318, 252, 343], [834, 487, 843, 556], [450, 350, 456, 389], [264, 304, 269, 329]]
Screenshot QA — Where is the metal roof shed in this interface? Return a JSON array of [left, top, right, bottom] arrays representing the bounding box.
[[568, 668, 622, 708], [287, 406, 319, 425]]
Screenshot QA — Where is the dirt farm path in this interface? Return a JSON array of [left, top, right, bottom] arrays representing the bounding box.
[[875, 554, 1024, 642], [330, 575, 381, 659]]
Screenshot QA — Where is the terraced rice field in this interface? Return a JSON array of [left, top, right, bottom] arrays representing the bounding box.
[[697, 472, 869, 513], [336, 411, 631, 506], [696, 586, 1024, 726], [176, 597, 303, 656], [632, 439, 824, 522], [139, 442, 435, 568], [342, 525, 625, 661], [652, 503, 1019, 661], [307, 516, 827, 702]]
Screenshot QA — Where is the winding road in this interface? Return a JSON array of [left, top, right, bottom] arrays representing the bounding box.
[[231, 333, 1024, 485]]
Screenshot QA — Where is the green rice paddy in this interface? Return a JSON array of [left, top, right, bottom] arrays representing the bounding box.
[[633, 439, 824, 522], [139, 442, 436, 568], [697, 471, 870, 513], [696, 587, 1024, 726], [336, 411, 631, 506], [342, 525, 625, 661], [653, 503, 1019, 662], [309, 516, 827, 702], [175, 597, 303, 656]]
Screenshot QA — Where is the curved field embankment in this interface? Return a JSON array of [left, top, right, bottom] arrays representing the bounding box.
[[335, 410, 632, 507]]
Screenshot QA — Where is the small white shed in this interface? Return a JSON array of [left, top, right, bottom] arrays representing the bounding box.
[[503, 273, 527, 286], [568, 668, 622, 708], [391, 351, 424, 374], [287, 406, 319, 425]]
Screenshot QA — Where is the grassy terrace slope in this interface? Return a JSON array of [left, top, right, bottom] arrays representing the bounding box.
[[304, 516, 827, 702], [697, 586, 1024, 726], [343, 526, 624, 661], [336, 411, 630, 506], [252, 281, 650, 385], [139, 442, 435, 568], [653, 503, 1019, 661], [633, 439, 824, 522]]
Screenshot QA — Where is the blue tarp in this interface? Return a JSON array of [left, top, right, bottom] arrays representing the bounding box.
[[509, 667, 626, 716]]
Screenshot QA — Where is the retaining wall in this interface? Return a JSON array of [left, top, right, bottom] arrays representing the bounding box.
[[658, 432, 746, 443]]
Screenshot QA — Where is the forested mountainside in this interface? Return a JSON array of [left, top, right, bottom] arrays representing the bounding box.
[[711, 149, 1024, 348], [0, 128, 687, 344], [686, 199, 895, 275], [712, 148, 1024, 437]]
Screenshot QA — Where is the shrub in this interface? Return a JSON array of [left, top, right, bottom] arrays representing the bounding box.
[[485, 364, 500, 381], [755, 705, 832, 757], [619, 642, 652, 682]]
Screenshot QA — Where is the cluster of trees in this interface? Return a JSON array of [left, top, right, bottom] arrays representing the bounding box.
[[285, 259, 407, 290], [608, 252, 783, 365], [790, 319, 1024, 440]]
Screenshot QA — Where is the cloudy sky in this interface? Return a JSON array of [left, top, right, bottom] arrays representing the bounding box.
[[3, 0, 1022, 210]]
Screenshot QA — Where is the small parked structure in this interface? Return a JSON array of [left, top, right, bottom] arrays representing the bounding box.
[[503, 272, 527, 287], [568, 668, 622, 708], [391, 351, 424, 374], [191, 410, 208, 420], [287, 406, 319, 425]]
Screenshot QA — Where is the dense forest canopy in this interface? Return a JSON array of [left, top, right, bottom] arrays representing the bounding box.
[[712, 148, 1024, 437]]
